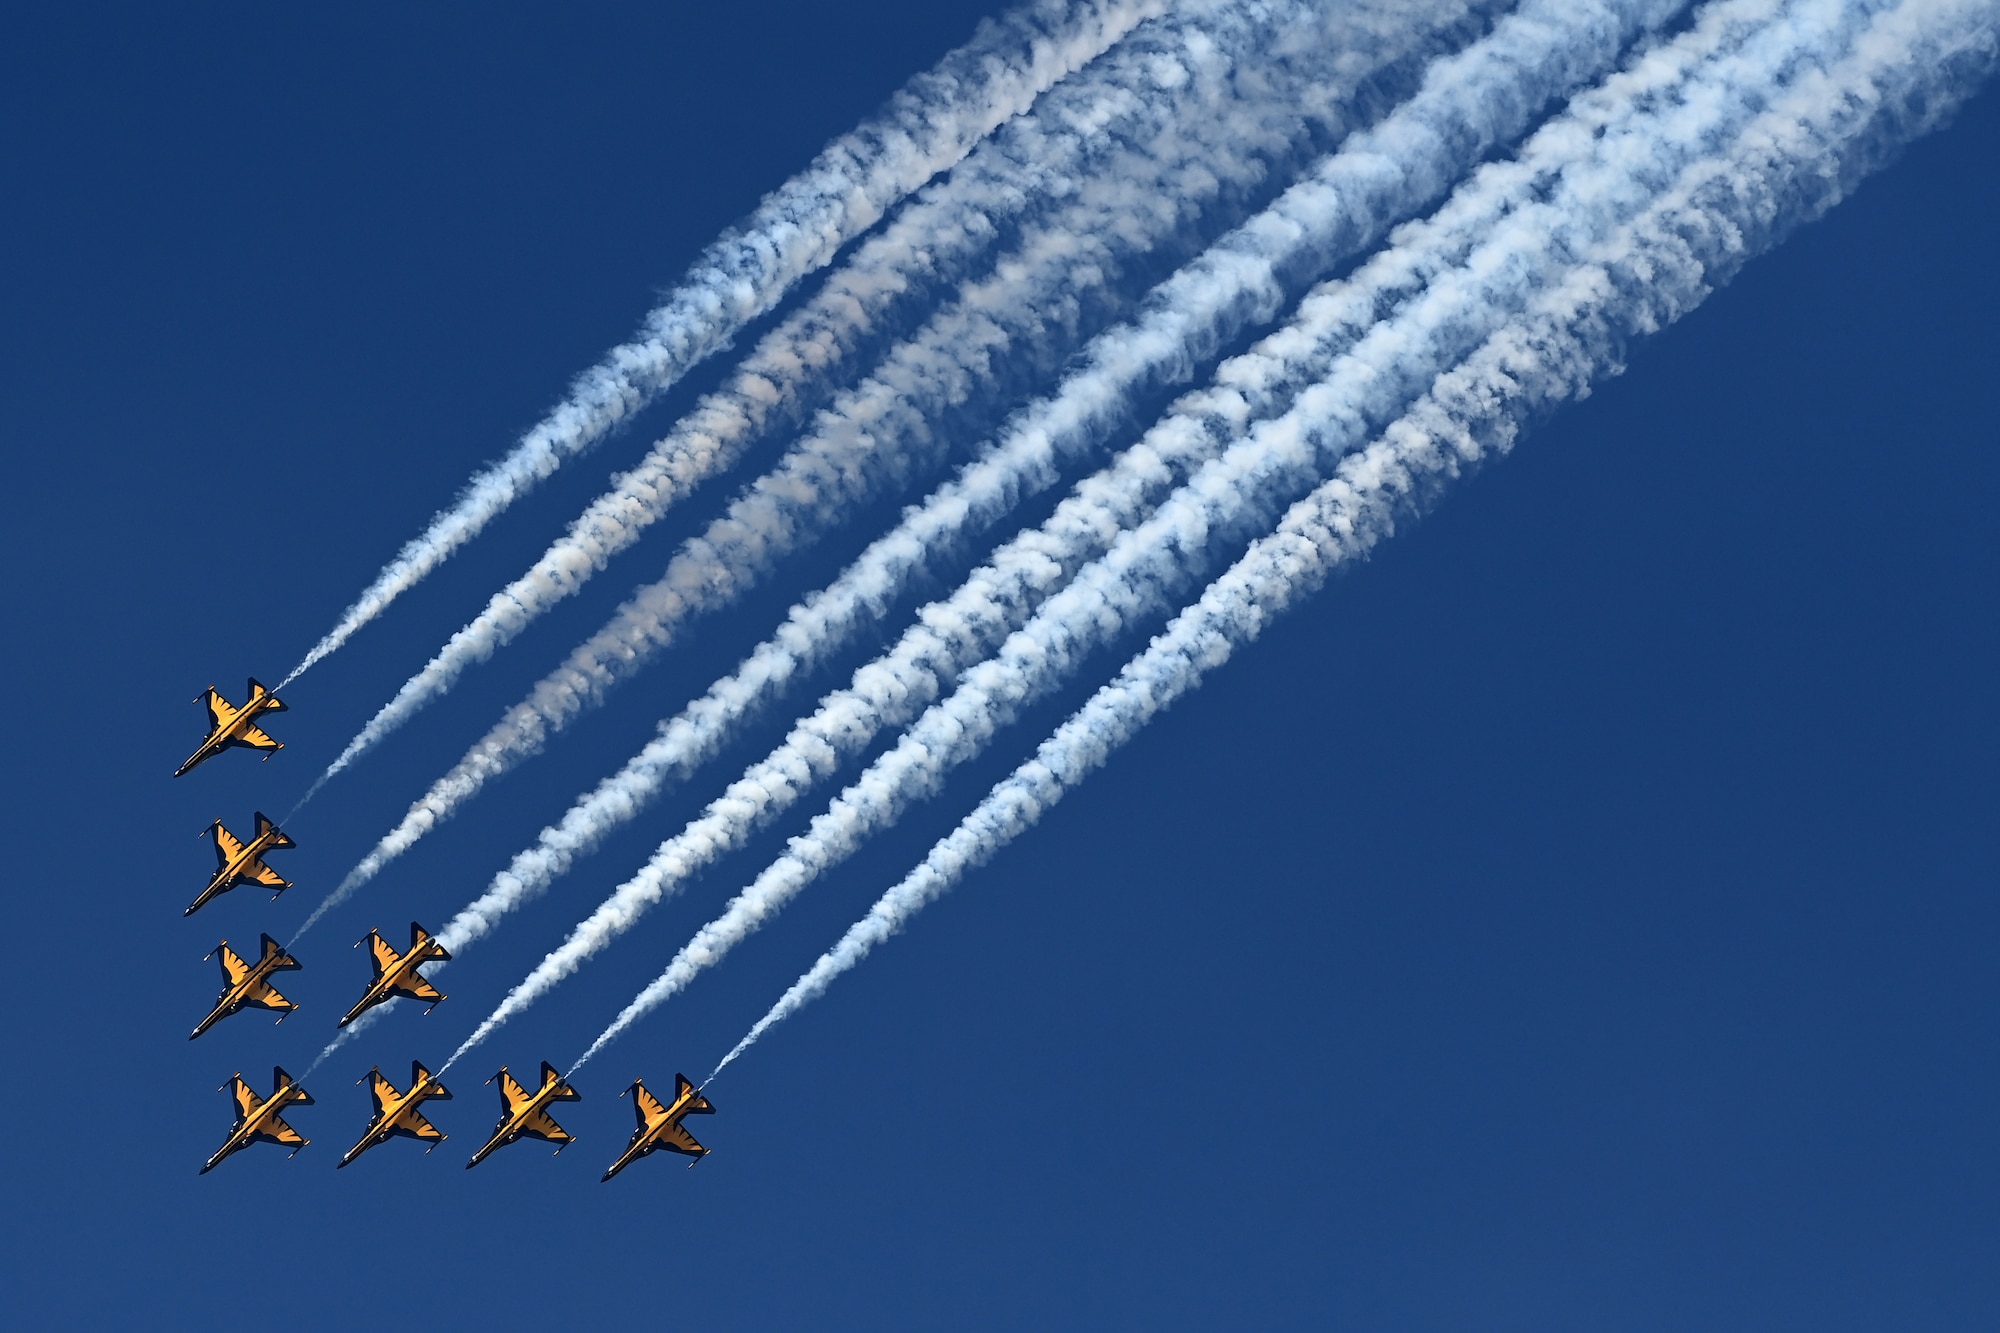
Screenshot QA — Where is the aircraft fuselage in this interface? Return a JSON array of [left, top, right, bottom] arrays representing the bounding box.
[[602, 1082, 707, 1180], [344, 958, 417, 1025], [176, 694, 282, 778], [192, 953, 287, 1039], [338, 939, 446, 1027], [216, 826, 283, 887], [466, 1081, 567, 1168], [339, 1072, 447, 1168], [202, 1086, 307, 1174], [187, 825, 288, 915]]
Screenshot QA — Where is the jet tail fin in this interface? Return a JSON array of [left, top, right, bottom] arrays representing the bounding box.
[[542, 1061, 581, 1100]]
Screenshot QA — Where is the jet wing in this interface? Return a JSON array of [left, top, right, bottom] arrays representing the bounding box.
[[366, 934, 401, 978], [215, 944, 253, 988], [231, 724, 282, 754], [252, 1113, 307, 1148], [243, 858, 290, 890], [212, 824, 246, 868], [392, 1111, 445, 1144], [365, 1069, 399, 1117], [497, 1069, 535, 1116], [229, 1077, 261, 1123], [239, 978, 296, 1013], [654, 1122, 707, 1158], [632, 1082, 671, 1124], [388, 974, 443, 1003], [516, 1109, 575, 1146], [203, 690, 241, 733]]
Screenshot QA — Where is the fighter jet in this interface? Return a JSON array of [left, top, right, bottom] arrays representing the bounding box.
[[601, 1074, 714, 1181], [175, 678, 287, 778], [201, 1066, 313, 1174], [338, 1060, 453, 1168], [191, 934, 301, 1040], [338, 922, 450, 1028], [186, 812, 295, 916], [465, 1062, 582, 1169]]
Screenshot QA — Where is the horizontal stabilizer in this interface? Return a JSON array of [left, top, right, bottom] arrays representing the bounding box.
[[253, 812, 295, 848], [675, 1073, 714, 1115], [245, 678, 287, 712], [541, 1061, 581, 1098], [272, 1066, 312, 1104], [409, 921, 451, 961], [257, 934, 301, 969]]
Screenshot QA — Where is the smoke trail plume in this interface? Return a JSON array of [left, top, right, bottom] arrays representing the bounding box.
[[278, 0, 1165, 687], [582, 0, 1948, 1068], [709, 0, 1999, 1076], [466, 0, 1833, 1066], [312, 0, 1506, 933], [309, 0, 1450, 773], [422, 0, 1690, 967], [302, 1017, 370, 1079]]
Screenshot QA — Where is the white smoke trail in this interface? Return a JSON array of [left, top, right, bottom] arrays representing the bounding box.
[[707, 0, 1999, 1076], [466, 0, 1837, 1067], [302, 1019, 368, 1079], [308, 0, 1442, 775], [582, 0, 1953, 1070], [277, 0, 1166, 688], [419, 0, 1689, 964], [307, 0, 1505, 932]]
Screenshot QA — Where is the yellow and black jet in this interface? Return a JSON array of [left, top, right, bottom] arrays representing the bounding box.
[[339, 1060, 453, 1168], [191, 934, 301, 1040], [465, 1062, 582, 1169], [601, 1073, 713, 1181], [339, 922, 450, 1028], [175, 678, 287, 778], [186, 811, 295, 916], [202, 1066, 313, 1174]]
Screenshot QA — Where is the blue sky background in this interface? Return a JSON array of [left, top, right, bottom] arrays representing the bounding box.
[[1, 3, 1994, 1327]]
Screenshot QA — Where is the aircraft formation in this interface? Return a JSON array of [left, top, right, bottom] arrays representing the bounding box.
[[179, 681, 715, 1179]]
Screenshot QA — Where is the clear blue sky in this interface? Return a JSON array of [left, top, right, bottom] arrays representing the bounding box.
[[1, 3, 1994, 1328]]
